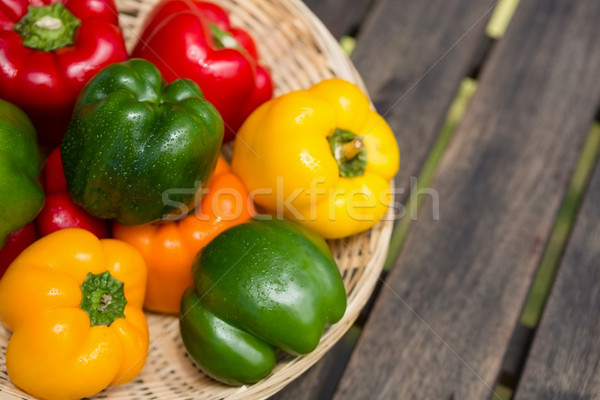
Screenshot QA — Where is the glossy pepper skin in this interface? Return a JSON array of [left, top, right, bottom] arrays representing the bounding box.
[[132, 0, 273, 141], [0, 223, 37, 277], [113, 157, 253, 314], [61, 59, 224, 226], [36, 147, 109, 237], [0, 0, 128, 148], [0, 229, 149, 400], [0, 99, 44, 247], [180, 218, 347, 385], [231, 78, 400, 239]]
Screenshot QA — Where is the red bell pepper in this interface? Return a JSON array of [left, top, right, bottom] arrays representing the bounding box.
[[0, 0, 128, 148], [132, 0, 273, 141], [35, 147, 109, 238], [0, 223, 38, 277]]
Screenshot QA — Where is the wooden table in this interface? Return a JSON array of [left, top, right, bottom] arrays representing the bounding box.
[[273, 0, 600, 398]]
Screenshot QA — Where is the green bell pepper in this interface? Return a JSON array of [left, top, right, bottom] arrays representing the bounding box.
[[0, 99, 44, 247], [61, 59, 224, 225], [180, 218, 347, 385]]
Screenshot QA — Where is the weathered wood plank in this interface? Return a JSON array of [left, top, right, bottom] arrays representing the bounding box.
[[271, 326, 360, 400], [274, 0, 493, 397], [330, 0, 600, 398], [351, 0, 496, 196], [301, 0, 377, 39], [514, 157, 600, 399]]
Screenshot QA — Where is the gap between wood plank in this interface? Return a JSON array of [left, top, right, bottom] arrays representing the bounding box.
[[512, 129, 600, 398], [383, 78, 479, 271], [486, 0, 521, 38], [484, 122, 600, 400], [520, 122, 600, 328]]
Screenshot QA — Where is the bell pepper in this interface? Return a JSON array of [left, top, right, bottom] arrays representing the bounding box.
[[0, 98, 44, 248], [0, 0, 128, 148], [113, 157, 253, 314], [36, 147, 110, 238], [231, 78, 400, 239], [132, 0, 273, 141], [180, 218, 347, 385], [0, 223, 38, 277], [61, 58, 224, 226], [0, 228, 149, 400]]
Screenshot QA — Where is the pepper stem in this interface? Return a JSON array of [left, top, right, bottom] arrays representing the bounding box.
[[79, 271, 127, 327], [209, 23, 243, 51], [342, 137, 364, 160], [329, 128, 367, 178], [35, 16, 63, 30], [14, 2, 81, 52]]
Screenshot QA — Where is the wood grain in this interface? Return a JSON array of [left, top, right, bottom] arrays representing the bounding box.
[[514, 158, 600, 399], [301, 0, 377, 38], [351, 0, 495, 198], [274, 0, 493, 397], [330, 0, 600, 398]]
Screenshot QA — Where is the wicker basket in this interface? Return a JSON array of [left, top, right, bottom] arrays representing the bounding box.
[[0, 0, 395, 398]]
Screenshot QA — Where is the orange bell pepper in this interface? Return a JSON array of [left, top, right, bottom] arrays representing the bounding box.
[[0, 228, 148, 400], [113, 157, 253, 314]]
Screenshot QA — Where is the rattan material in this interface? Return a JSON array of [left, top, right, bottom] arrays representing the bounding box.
[[0, 0, 395, 398]]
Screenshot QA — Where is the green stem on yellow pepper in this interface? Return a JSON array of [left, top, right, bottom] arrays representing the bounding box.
[[329, 128, 367, 177], [342, 137, 364, 160], [79, 271, 127, 327]]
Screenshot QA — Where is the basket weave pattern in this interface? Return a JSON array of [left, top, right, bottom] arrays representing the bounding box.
[[0, 0, 394, 398]]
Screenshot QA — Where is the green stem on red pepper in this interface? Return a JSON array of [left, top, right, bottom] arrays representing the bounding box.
[[14, 2, 81, 52], [209, 23, 244, 51]]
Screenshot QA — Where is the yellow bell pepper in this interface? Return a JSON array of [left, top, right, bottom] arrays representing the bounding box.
[[231, 78, 400, 238], [0, 228, 149, 400]]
